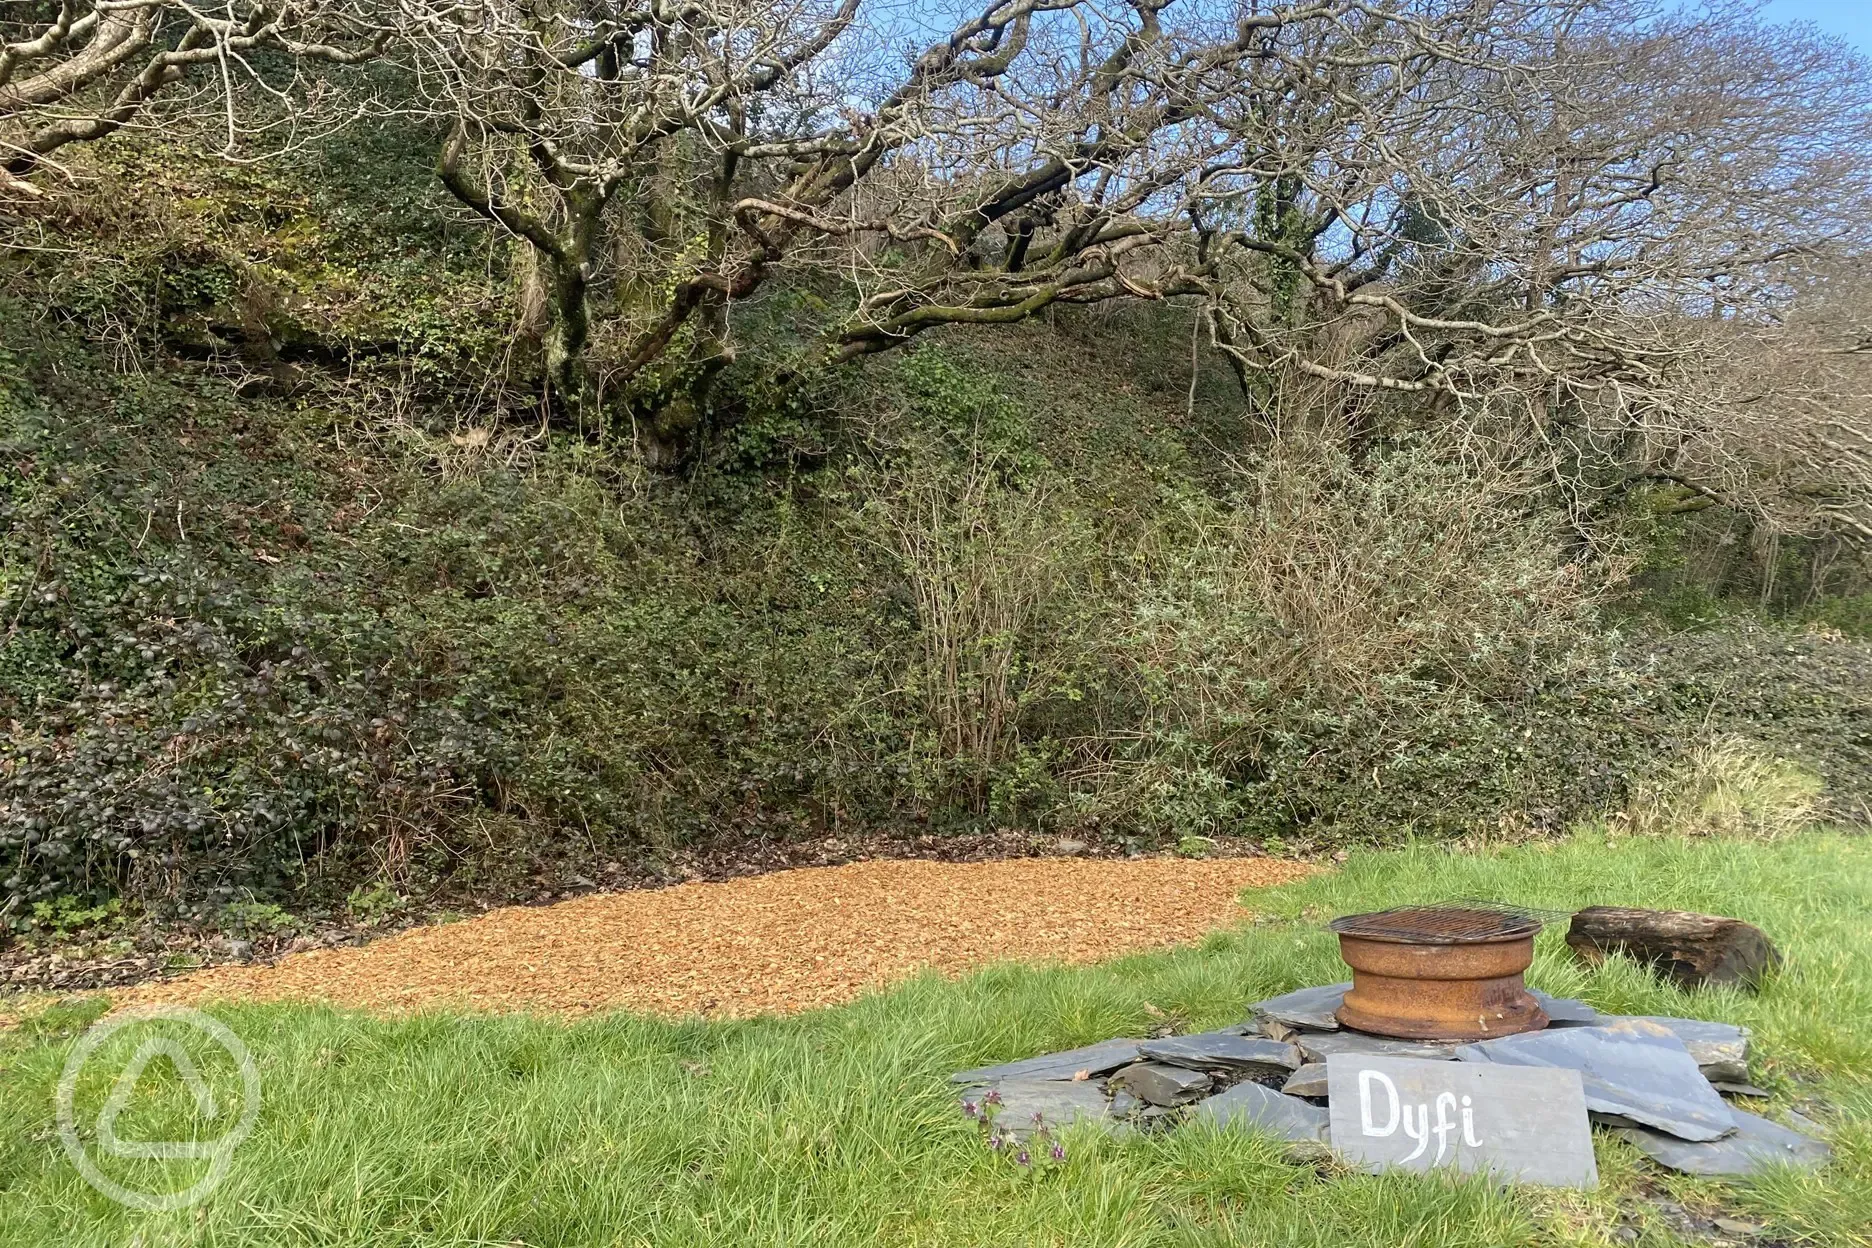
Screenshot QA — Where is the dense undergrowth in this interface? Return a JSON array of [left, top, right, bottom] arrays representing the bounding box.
[[1, 125, 1869, 921]]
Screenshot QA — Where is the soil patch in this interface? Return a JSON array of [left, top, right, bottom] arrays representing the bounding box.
[[119, 855, 1316, 1018]]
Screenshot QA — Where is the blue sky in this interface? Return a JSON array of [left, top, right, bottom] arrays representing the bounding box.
[[1759, 0, 1872, 50]]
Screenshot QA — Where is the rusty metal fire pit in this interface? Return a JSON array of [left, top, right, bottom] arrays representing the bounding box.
[[1329, 905, 1550, 1041]]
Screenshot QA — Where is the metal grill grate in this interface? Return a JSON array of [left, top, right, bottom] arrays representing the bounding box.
[[1328, 900, 1559, 944]]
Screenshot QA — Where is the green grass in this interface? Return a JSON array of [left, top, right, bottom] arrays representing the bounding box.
[[2, 831, 1869, 1247]]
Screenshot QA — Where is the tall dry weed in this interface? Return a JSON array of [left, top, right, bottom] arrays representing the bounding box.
[[853, 446, 1083, 810], [1616, 736, 1822, 841]]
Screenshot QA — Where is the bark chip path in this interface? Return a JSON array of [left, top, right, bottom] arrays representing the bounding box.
[[127, 855, 1316, 1018]]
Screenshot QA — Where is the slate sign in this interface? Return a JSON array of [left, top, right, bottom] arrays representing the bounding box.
[[1326, 1054, 1599, 1188]]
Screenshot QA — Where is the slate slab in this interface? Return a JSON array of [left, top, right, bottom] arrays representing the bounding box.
[[1326, 1054, 1598, 1188], [1248, 983, 1349, 1032], [950, 1037, 1144, 1084], [1625, 1016, 1750, 1083], [1130, 1100, 1175, 1130], [1298, 1030, 1460, 1064], [1139, 1032, 1304, 1074], [1188, 1079, 1331, 1152], [1530, 991, 1602, 1026], [1711, 1081, 1770, 1099], [1110, 1061, 1213, 1106], [1614, 1108, 1830, 1177], [1455, 1018, 1734, 1142], [958, 1079, 1123, 1139], [1282, 1062, 1329, 1098], [1785, 1108, 1826, 1135]]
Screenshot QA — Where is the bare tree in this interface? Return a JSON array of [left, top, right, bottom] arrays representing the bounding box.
[[0, 0, 383, 200], [18, 0, 1864, 541], [1673, 255, 1872, 547], [1176, 3, 1872, 545], [385, 0, 1872, 511], [388, 0, 1550, 458]]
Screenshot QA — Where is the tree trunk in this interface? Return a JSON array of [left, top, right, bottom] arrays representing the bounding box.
[[1565, 906, 1781, 990], [542, 194, 599, 415], [543, 259, 588, 408]]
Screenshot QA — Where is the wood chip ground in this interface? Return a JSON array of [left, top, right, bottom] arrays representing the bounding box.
[[122, 856, 1316, 1019]]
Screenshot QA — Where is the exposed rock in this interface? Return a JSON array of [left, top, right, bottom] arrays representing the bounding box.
[[1455, 1018, 1734, 1141], [1054, 839, 1090, 856], [958, 1079, 1124, 1139], [1281, 1063, 1329, 1097], [1785, 1108, 1826, 1135], [1247, 982, 1349, 1032], [1711, 1081, 1770, 1099], [1614, 1107, 1829, 1177], [951, 1037, 1143, 1084], [1529, 990, 1601, 1026], [1296, 1030, 1459, 1063], [1139, 1032, 1303, 1074], [1257, 1018, 1298, 1042], [1625, 1016, 1750, 1084], [1566, 906, 1781, 991], [1188, 1080, 1331, 1155], [1109, 1061, 1213, 1106], [1108, 1090, 1141, 1118]]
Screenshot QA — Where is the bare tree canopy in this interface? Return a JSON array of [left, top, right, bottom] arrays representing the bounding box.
[[361, 0, 1869, 493], [5, 0, 1868, 540], [393, 0, 1553, 448], [0, 0, 382, 198]]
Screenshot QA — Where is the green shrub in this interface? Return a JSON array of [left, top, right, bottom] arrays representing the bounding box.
[[1615, 624, 1872, 825], [0, 314, 906, 907], [1061, 437, 1639, 842]]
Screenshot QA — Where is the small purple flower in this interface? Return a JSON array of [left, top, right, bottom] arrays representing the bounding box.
[[987, 1132, 1004, 1150], [962, 1099, 979, 1119], [984, 1089, 1002, 1106], [1031, 1111, 1045, 1125], [1016, 1149, 1032, 1167], [1049, 1141, 1066, 1162]]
